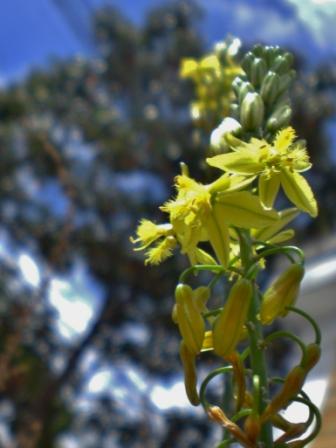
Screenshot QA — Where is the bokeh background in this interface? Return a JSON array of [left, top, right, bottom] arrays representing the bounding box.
[[0, 0, 336, 447]]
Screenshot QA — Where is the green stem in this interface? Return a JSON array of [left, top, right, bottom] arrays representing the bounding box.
[[263, 330, 307, 362], [238, 229, 274, 447], [247, 287, 274, 446], [286, 306, 321, 345]]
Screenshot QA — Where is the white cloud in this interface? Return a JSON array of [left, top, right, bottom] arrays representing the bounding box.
[[18, 253, 41, 287]]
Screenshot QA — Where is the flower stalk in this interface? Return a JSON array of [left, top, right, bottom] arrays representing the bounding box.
[[131, 40, 321, 447]]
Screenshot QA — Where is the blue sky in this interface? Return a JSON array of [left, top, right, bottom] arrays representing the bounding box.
[[2, 0, 336, 84]]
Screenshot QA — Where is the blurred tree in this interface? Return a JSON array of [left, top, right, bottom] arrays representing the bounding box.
[[0, 1, 335, 447]]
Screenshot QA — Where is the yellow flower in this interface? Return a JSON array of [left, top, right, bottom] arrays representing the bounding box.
[[132, 167, 279, 266], [130, 219, 176, 265], [166, 175, 229, 265], [207, 127, 318, 217]]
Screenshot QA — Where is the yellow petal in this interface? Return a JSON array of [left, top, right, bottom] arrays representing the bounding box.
[[180, 59, 198, 78], [267, 229, 295, 244], [206, 210, 230, 267], [194, 247, 217, 266], [280, 168, 318, 217], [207, 150, 263, 175], [215, 191, 279, 228], [254, 207, 299, 242], [274, 127, 296, 153], [258, 173, 280, 209]]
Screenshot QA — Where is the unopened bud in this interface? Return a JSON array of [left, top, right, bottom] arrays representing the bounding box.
[[260, 71, 281, 104], [238, 81, 255, 104], [213, 279, 252, 358], [241, 52, 254, 76], [301, 343, 321, 372], [210, 117, 242, 152], [262, 365, 306, 422], [179, 342, 200, 406], [244, 413, 261, 444], [271, 53, 293, 75], [260, 264, 304, 325], [175, 284, 205, 355], [240, 92, 264, 131], [250, 58, 267, 87], [208, 406, 253, 447]]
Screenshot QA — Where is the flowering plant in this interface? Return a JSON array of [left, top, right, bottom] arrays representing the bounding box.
[[132, 40, 321, 447]]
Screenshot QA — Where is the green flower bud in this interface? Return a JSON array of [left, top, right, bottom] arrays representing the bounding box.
[[266, 104, 292, 132], [277, 70, 295, 96], [213, 279, 252, 358], [232, 76, 244, 96], [252, 44, 264, 57], [260, 71, 281, 104], [229, 103, 240, 120], [238, 81, 255, 104], [175, 283, 205, 355], [264, 45, 277, 66], [260, 264, 304, 325], [240, 92, 264, 131], [271, 55, 290, 75], [241, 52, 254, 76], [250, 57, 267, 87]]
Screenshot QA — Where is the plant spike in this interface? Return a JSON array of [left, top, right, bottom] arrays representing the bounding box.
[[131, 40, 321, 447]]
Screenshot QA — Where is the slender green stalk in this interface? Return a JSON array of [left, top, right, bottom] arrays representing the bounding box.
[[238, 229, 274, 447], [247, 287, 274, 446]]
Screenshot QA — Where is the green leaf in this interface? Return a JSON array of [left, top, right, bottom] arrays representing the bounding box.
[[206, 150, 263, 175], [214, 192, 279, 229], [280, 168, 318, 217], [258, 172, 280, 209]]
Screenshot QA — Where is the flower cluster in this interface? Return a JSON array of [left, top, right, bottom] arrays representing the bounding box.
[[180, 38, 242, 128], [131, 42, 321, 447]]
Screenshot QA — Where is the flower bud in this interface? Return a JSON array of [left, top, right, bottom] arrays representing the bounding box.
[[260, 71, 281, 104], [266, 104, 292, 132], [301, 343, 321, 372], [240, 92, 264, 131], [250, 57, 267, 87], [213, 279, 252, 358], [208, 406, 253, 447], [179, 341, 200, 406], [232, 76, 244, 96], [262, 365, 306, 422], [241, 52, 254, 76], [175, 283, 205, 355], [238, 81, 255, 104], [277, 70, 295, 96], [260, 264, 304, 325], [271, 55, 291, 75], [210, 117, 242, 152], [229, 103, 240, 120], [244, 413, 261, 444]]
